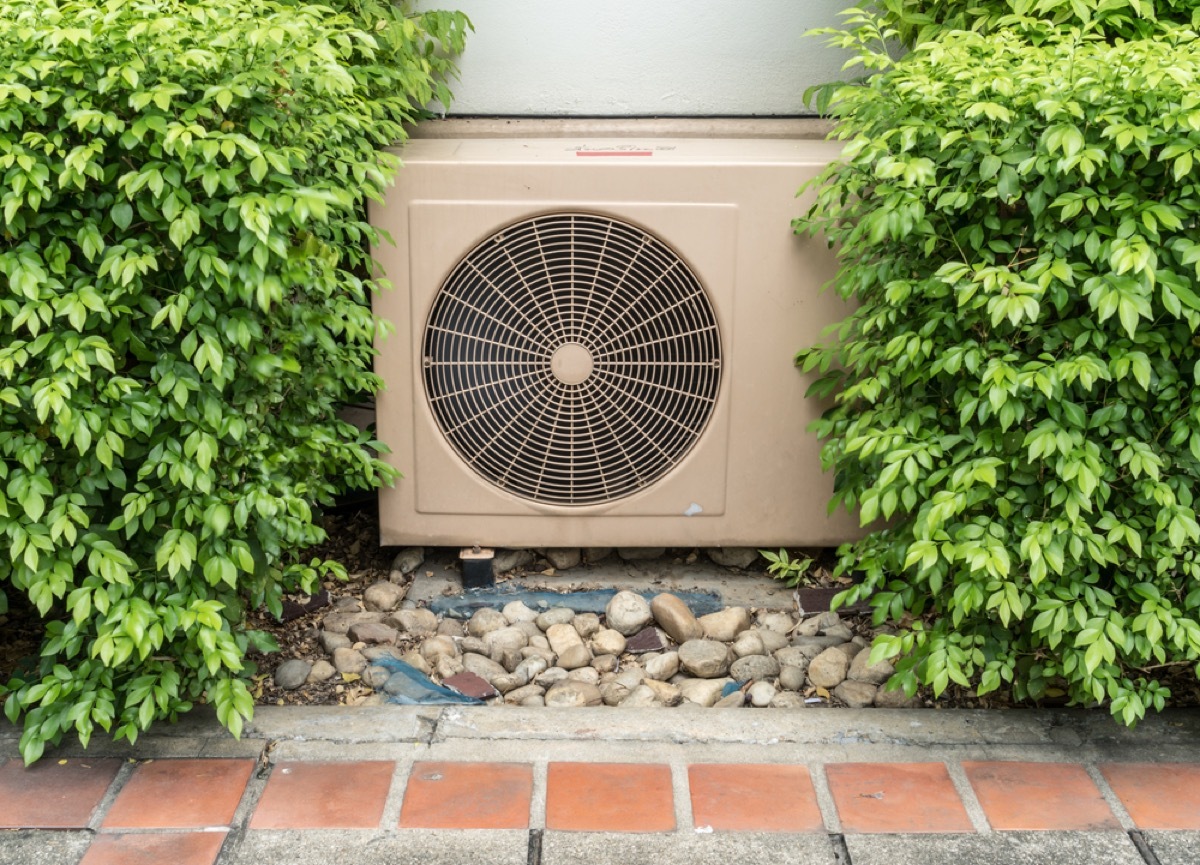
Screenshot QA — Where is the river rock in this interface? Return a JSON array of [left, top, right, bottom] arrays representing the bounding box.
[[362, 665, 392, 689], [730, 654, 780, 682], [307, 660, 336, 684], [874, 685, 920, 708], [849, 647, 895, 685], [348, 621, 398, 645], [321, 610, 384, 636], [756, 629, 790, 654], [467, 608, 508, 638], [331, 647, 368, 675], [714, 690, 746, 708], [420, 635, 459, 662], [589, 628, 626, 656], [485, 626, 529, 655], [778, 665, 808, 692], [536, 607, 575, 630], [642, 678, 682, 706], [462, 653, 508, 684], [504, 684, 546, 704], [732, 631, 765, 658], [274, 659, 312, 690], [808, 647, 850, 689], [492, 549, 534, 575], [677, 677, 733, 707], [678, 640, 731, 678], [824, 624, 856, 642], [620, 685, 663, 707], [756, 612, 795, 633], [391, 547, 425, 576], [502, 601, 540, 624], [645, 651, 680, 681], [572, 613, 602, 639], [706, 547, 759, 569], [540, 548, 582, 570], [650, 593, 704, 643], [605, 591, 653, 635], [592, 654, 619, 673], [363, 581, 406, 612], [833, 680, 878, 708], [535, 667, 569, 688], [400, 650, 432, 676], [699, 607, 751, 641], [748, 681, 776, 707], [545, 680, 603, 707], [567, 666, 601, 685], [392, 608, 439, 637], [320, 631, 351, 654], [583, 547, 613, 563], [770, 691, 807, 708], [459, 636, 488, 656]]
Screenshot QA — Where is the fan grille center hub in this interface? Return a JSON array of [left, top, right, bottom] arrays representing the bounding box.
[[550, 342, 594, 385]]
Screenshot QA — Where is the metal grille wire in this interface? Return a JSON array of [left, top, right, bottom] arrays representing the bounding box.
[[422, 212, 722, 506]]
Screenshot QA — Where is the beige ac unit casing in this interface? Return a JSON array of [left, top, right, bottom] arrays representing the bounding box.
[[370, 138, 862, 548]]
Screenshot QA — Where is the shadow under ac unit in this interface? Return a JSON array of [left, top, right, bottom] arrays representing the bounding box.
[[370, 139, 863, 548]]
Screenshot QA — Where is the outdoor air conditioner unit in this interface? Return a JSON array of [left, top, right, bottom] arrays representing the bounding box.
[[370, 138, 863, 548]]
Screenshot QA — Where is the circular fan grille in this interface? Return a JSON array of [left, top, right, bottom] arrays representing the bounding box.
[[422, 212, 722, 506]]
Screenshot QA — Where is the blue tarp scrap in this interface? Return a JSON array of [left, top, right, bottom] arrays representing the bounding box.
[[429, 584, 724, 619], [369, 655, 484, 706]]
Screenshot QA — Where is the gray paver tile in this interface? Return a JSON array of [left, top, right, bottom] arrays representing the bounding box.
[[219, 829, 528, 865], [0, 830, 92, 865], [845, 831, 1145, 865], [540, 831, 838, 864], [1144, 831, 1200, 865]]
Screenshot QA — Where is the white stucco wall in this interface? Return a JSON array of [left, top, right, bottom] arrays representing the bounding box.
[[416, 0, 854, 117]]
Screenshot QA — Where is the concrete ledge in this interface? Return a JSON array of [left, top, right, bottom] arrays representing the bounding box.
[[407, 116, 834, 140]]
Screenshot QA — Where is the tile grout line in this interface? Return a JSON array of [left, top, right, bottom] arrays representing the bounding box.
[[529, 760, 548, 831], [944, 760, 992, 834], [670, 762, 694, 833], [87, 759, 137, 833], [1083, 763, 1136, 832], [380, 758, 412, 830], [809, 762, 842, 835], [213, 756, 271, 864]]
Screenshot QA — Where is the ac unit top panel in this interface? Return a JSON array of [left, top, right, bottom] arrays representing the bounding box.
[[385, 138, 844, 167]]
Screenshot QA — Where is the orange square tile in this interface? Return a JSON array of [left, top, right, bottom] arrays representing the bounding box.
[[1101, 763, 1200, 829], [546, 763, 674, 832], [103, 759, 254, 829], [80, 831, 226, 865], [251, 761, 394, 829], [964, 762, 1117, 830], [689, 764, 824, 833], [0, 758, 121, 828], [827, 762, 972, 834], [400, 762, 532, 829]]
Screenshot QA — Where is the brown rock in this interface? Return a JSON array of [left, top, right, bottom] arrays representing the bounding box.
[[650, 593, 704, 644]]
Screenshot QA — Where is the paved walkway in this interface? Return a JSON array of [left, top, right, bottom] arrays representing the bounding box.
[[2, 706, 1198, 864]]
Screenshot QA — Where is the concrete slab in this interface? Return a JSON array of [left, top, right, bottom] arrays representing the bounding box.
[[0, 830, 92, 865], [845, 832, 1145, 865], [540, 831, 838, 865], [1144, 831, 1200, 865], [243, 706, 440, 744], [221, 829, 529, 865]]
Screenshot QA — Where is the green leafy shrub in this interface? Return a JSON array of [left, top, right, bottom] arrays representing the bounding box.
[[797, 26, 1200, 724], [863, 0, 1200, 45], [0, 0, 466, 762]]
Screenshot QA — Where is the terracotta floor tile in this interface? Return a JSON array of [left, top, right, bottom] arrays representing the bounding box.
[[826, 762, 973, 834], [689, 764, 824, 833], [964, 762, 1117, 830], [251, 761, 393, 829], [1101, 763, 1200, 829], [546, 762, 674, 832], [400, 762, 532, 829], [102, 759, 254, 829], [79, 831, 226, 865], [0, 757, 122, 829]]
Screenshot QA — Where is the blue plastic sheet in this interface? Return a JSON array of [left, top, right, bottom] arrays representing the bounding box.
[[370, 655, 484, 706], [429, 584, 724, 620]]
